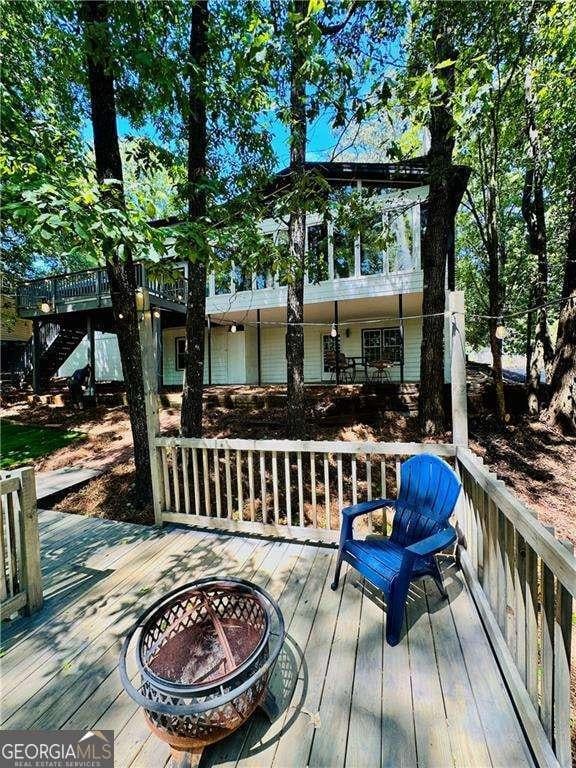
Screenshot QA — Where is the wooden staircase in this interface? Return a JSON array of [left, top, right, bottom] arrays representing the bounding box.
[[18, 321, 87, 392]]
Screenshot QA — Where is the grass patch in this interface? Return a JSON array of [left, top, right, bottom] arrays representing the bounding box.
[[0, 420, 86, 469]]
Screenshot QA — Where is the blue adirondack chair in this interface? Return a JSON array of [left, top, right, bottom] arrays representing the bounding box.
[[331, 454, 461, 646]]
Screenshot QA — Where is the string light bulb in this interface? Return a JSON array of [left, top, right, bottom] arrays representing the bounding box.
[[153, 309, 161, 319], [230, 323, 237, 333], [495, 323, 508, 340], [118, 313, 124, 320], [330, 323, 338, 338], [39, 301, 51, 313]]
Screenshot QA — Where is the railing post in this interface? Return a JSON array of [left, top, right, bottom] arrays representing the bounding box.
[[16, 467, 43, 615], [32, 319, 41, 394], [138, 288, 164, 526], [449, 291, 468, 446]]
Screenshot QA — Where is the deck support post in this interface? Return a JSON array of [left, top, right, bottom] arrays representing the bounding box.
[[153, 310, 163, 390], [398, 293, 404, 385], [334, 300, 340, 385], [257, 309, 262, 386], [32, 319, 41, 394], [87, 315, 96, 392], [138, 289, 164, 526], [207, 315, 212, 386], [449, 290, 468, 446]]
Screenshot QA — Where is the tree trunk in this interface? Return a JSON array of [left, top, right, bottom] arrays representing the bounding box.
[[545, 156, 576, 434], [522, 68, 554, 416], [81, 0, 152, 507], [485, 119, 507, 423], [181, 0, 208, 438], [286, 0, 308, 439], [419, 14, 457, 436]]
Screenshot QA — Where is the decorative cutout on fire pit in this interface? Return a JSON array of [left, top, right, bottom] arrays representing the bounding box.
[[119, 577, 285, 754]]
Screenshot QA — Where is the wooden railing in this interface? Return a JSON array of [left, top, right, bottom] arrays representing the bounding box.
[[17, 263, 186, 312], [1, 467, 43, 619], [154, 438, 455, 542], [151, 436, 575, 766], [455, 447, 574, 768]]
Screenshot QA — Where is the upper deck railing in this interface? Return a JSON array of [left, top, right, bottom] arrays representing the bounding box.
[[17, 263, 187, 316]]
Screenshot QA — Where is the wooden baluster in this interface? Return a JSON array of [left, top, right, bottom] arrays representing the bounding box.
[[202, 448, 211, 517], [191, 448, 200, 516], [248, 450, 255, 522], [297, 451, 304, 527], [324, 453, 330, 529], [272, 451, 279, 524], [495, 506, 507, 634], [214, 449, 222, 518], [514, 531, 527, 684], [4, 496, 16, 597], [381, 459, 387, 534], [284, 452, 292, 526], [541, 527, 555, 743], [259, 451, 267, 524], [504, 518, 517, 661], [351, 456, 358, 506], [486, 493, 498, 615], [554, 541, 573, 768], [524, 542, 539, 709], [161, 448, 171, 511], [171, 447, 180, 514], [181, 448, 191, 515], [236, 450, 243, 519], [225, 448, 232, 518], [310, 452, 317, 528], [366, 459, 373, 533]]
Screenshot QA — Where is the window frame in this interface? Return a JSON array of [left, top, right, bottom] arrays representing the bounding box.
[[361, 326, 403, 364], [175, 336, 187, 371]]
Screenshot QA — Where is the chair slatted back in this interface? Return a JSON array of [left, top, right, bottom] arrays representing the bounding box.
[[390, 455, 461, 547]]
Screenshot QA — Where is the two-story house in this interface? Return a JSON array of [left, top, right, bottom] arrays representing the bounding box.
[[16, 159, 469, 392]]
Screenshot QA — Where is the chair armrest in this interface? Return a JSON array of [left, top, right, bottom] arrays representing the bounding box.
[[338, 499, 397, 548], [342, 498, 397, 521], [405, 527, 457, 558]]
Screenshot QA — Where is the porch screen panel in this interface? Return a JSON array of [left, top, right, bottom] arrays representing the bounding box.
[[360, 214, 384, 276], [307, 223, 329, 283], [333, 225, 355, 278], [255, 234, 275, 289], [232, 263, 251, 292]]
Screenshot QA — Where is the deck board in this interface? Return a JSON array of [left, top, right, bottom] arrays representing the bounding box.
[[0, 513, 533, 768]]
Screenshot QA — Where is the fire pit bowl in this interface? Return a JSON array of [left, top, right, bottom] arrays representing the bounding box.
[[119, 577, 285, 754]]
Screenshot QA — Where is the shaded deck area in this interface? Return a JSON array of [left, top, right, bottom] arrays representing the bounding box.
[[1, 511, 534, 767]]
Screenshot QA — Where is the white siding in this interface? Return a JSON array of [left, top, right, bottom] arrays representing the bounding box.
[[260, 327, 286, 383], [58, 332, 123, 381]]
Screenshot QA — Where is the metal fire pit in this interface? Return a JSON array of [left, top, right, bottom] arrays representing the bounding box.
[[119, 577, 285, 759]]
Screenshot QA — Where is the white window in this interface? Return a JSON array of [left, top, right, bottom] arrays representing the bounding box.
[[361, 327, 402, 363]]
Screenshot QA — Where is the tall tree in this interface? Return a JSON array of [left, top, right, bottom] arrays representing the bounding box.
[[546, 155, 576, 434], [522, 65, 555, 415], [181, 0, 209, 438], [80, 0, 152, 505], [285, 0, 308, 439], [418, 7, 458, 435]]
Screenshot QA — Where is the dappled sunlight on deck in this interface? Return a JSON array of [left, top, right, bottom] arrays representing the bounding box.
[[1, 511, 534, 767]]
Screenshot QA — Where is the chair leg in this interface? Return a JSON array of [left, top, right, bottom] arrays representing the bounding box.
[[431, 559, 448, 599], [385, 580, 408, 646], [331, 554, 343, 591]]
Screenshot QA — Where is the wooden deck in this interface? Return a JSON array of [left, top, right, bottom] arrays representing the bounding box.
[[1, 511, 535, 768]]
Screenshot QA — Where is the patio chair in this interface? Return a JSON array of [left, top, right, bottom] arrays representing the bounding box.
[[331, 454, 461, 646], [325, 351, 356, 383]]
